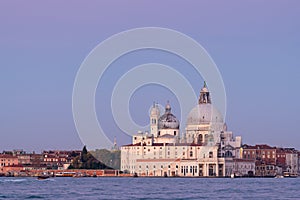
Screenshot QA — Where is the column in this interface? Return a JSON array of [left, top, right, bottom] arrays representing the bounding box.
[[206, 163, 209, 176]]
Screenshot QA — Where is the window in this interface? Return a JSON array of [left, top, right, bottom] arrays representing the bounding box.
[[209, 152, 213, 158], [174, 131, 176, 136], [190, 151, 193, 157]]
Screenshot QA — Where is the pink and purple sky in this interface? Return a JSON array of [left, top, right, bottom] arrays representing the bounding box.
[[1, 1, 300, 151]]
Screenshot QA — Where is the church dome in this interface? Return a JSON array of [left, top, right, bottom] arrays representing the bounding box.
[[158, 102, 179, 129], [187, 81, 223, 125], [186, 104, 223, 125]]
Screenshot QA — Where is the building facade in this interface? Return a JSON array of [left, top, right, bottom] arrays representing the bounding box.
[[121, 82, 247, 177]]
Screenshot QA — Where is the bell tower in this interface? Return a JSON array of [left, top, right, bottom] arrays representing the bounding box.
[[150, 102, 160, 137], [198, 81, 211, 104]]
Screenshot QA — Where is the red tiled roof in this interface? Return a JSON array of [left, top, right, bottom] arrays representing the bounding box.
[[0, 154, 17, 158]]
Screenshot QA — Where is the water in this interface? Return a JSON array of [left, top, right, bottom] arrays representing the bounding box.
[[0, 177, 299, 200]]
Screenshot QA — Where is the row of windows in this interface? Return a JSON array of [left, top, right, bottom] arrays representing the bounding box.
[[0, 159, 12, 162], [236, 164, 254, 169], [181, 166, 198, 174], [125, 146, 197, 150], [256, 166, 275, 170], [0, 163, 13, 166]]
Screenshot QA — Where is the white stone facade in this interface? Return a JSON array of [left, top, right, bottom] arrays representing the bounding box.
[[121, 82, 245, 177], [286, 152, 298, 174]]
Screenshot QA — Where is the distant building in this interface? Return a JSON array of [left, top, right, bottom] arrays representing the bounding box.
[[42, 150, 80, 170], [241, 144, 277, 176], [283, 148, 298, 175], [0, 154, 18, 167], [121, 82, 245, 177], [225, 158, 255, 177], [0, 154, 19, 174]]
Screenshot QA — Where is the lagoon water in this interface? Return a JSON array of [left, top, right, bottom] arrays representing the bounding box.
[[0, 177, 300, 200]]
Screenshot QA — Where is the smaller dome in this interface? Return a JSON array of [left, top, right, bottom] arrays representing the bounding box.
[[158, 103, 179, 129]]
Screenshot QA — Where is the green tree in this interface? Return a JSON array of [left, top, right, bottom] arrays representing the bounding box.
[[68, 146, 113, 170]]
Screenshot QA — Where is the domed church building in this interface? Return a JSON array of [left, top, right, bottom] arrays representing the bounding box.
[[121, 82, 252, 177]]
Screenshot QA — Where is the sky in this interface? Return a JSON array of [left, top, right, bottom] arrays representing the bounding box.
[[0, 1, 300, 152]]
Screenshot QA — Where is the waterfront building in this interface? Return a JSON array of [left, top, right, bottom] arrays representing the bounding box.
[[0, 154, 19, 175], [42, 150, 80, 170], [0, 154, 18, 167], [225, 158, 255, 177], [241, 144, 277, 176], [283, 148, 298, 175], [121, 82, 246, 177]]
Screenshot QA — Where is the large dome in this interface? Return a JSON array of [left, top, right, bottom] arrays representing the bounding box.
[[158, 103, 180, 129], [186, 104, 223, 125]]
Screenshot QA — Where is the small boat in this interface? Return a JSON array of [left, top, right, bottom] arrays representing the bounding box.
[[283, 172, 298, 178], [55, 172, 76, 177], [37, 175, 50, 180], [275, 175, 284, 178]]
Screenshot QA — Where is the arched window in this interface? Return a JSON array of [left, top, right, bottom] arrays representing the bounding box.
[[197, 134, 203, 144], [204, 134, 208, 143], [225, 151, 233, 158]]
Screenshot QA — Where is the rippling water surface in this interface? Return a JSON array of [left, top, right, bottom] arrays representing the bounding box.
[[0, 177, 299, 200]]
